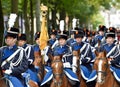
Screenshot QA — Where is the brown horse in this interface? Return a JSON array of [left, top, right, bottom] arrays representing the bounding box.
[[94, 51, 120, 87], [28, 51, 41, 87], [72, 50, 87, 87], [50, 56, 72, 87], [0, 67, 7, 87], [33, 51, 53, 87]]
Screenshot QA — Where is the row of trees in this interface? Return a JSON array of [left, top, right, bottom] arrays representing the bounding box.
[[0, 0, 120, 46]]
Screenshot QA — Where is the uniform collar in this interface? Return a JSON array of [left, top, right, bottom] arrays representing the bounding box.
[[77, 42, 84, 46], [107, 43, 115, 47], [22, 44, 27, 48], [60, 44, 67, 48], [8, 44, 17, 50]]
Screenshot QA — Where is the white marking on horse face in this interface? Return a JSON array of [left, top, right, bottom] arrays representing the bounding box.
[[55, 63, 59, 68], [97, 60, 103, 82]]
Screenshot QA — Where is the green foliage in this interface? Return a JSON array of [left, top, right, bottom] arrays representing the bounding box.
[[2, 0, 120, 27], [90, 13, 104, 30], [1, 0, 11, 14]]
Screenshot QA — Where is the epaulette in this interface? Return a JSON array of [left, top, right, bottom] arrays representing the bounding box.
[[54, 43, 60, 47], [0, 46, 7, 49], [0, 46, 7, 51], [102, 43, 107, 46], [66, 44, 70, 48]]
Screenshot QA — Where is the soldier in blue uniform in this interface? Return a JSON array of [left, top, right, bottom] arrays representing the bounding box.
[[41, 30, 79, 86], [85, 31, 93, 45], [71, 29, 94, 82], [82, 28, 89, 42], [18, 33, 41, 86], [53, 30, 72, 67], [33, 32, 52, 77], [48, 29, 57, 48], [0, 27, 28, 87], [33, 31, 41, 54], [18, 34, 34, 65], [93, 25, 106, 47], [87, 27, 120, 86], [108, 27, 118, 44], [67, 29, 76, 46]]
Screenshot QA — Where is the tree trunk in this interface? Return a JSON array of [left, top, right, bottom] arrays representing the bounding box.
[[23, 0, 30, 43], [0, 0, 4, 46], [35, 0, 40, 32], [51, 9, 56, 29], [11, 0, 18, 28], [60, 9, 65, 20], [30, 0, 34, 44]]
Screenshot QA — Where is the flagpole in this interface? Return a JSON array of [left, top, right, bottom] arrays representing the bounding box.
[[39, 4, 48, 71]]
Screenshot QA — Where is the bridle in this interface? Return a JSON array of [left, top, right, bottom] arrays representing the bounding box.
[[97, 58, 108, 76]]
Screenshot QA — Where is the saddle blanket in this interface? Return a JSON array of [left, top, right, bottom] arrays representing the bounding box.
[[41, 68, 79, 86], [110, 66, 120, 82], [87, 70, 97, 82], [45, 66, 52, 72], [80, 64, 92, 80], [5, 75, 24, 87], [26, 69, 41, 85], [87, 66, 120, 82]]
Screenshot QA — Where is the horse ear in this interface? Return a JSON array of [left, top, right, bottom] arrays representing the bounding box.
[[94, 50, 99, 56], [103, 50, 107, 57]]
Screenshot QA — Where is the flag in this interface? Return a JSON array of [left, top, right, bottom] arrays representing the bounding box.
[[39, 17, 49, 50]]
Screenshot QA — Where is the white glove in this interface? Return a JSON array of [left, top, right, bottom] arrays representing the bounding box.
[[28, 59, 33, 64], [63, 62, 71, 68], [41, 50, 45, 55], [108, 61, 111, 64], [4, 69, 12, 75], [72, 66, 77, 73]]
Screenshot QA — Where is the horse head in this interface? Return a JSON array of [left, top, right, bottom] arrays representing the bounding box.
[[33, 51, 42, 67], [94, 51, 109, 84], [51, 55, 63, 87]]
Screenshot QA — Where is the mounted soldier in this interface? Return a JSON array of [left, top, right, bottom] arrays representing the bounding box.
[[87, 27, 120, 86], [93, 25, 107, 47], [18, 33, 41, 86], [71, 29, 94, 82], [0, 27, 28, 87], [33, 31, 42, 71], [85, 30, 95, 46], [48, 29, 58, 49], [41, 21, 79, 86], [66, 29, 76, 46]]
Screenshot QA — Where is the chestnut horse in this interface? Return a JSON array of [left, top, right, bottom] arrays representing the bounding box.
[[72, 50, 87, 87], [50, 56, 72, 87], [94, 51, 120, 87], [28, 51, 41, 87], [0, 66, 7, 87], [33, 51, 53, 87]]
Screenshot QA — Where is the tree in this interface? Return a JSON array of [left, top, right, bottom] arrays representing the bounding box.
[[11, 0, 18, 27], [35, 0, 40, 32], [30, 0, 34, 44], [0, 0, 4, 46]]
